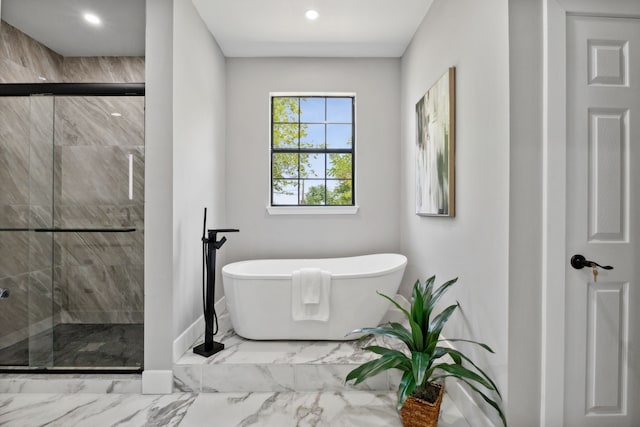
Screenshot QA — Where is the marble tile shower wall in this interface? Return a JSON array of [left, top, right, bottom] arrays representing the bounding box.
[[0, 20, 63, 83], [0, 20, 145, 84], [62, 57, 145, 83], [0, 19, 145, 353]]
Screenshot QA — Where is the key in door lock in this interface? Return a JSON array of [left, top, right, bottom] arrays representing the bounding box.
[[570, 254, 613, 283]]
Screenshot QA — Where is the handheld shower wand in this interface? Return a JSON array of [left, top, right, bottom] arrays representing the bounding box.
[[194, 208, 239, 358]]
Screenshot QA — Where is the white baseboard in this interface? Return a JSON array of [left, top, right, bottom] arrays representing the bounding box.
[[173, 314, 204, 362], [445, 378, 496, 427], [172, 297, 228, 361], [438, 336, 498, 427], [142, 370, 173, 394]]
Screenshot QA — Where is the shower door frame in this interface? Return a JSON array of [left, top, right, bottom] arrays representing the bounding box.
[[0, 83, 145, 374]]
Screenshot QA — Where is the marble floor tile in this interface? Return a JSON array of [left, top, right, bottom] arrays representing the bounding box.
[[177, 329, 402, 367], [177, 329, 406, 393], [173, 365, 202, 393], [179, 392, 296, 427], [0, 391, 470, 427], [179, 391, 470, 427], [290, 391, 401, 427], [202, 364, 295, 392], [0, 393, 196, 427], [293, 364, 390, 391]]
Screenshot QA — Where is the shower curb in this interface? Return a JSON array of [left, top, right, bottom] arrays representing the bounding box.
[[0, 373, 141, 394]]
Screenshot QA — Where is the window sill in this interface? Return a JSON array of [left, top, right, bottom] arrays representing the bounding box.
[[266, 205, 359, 215]]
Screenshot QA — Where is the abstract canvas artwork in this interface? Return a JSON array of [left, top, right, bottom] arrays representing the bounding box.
[[415, 67, 455, 216]]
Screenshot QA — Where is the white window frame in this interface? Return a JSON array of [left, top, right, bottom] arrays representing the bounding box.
[[267, 92, 359, 215]]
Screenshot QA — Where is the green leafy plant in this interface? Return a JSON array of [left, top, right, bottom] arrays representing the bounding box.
[[345, 276, 506, 426]]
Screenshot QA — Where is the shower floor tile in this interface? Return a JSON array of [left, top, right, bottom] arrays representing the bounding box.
[[0, 323, 143, 368]]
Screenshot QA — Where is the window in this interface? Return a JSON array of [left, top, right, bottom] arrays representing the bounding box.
[[270, 95, 355, 207]]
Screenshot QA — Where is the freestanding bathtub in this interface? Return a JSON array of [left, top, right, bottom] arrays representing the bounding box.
[[221, 253, 407, 340]]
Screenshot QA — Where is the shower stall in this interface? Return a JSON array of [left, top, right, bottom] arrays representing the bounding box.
[[0, 83, 144, 371]]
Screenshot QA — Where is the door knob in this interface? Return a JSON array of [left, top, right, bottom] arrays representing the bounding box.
[[570, 254, 613, 270]]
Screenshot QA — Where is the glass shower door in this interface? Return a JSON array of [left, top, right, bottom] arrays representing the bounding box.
[[51, 95, 144, 369], [0, 91, 144, 370], [0, 95, 55, 368]]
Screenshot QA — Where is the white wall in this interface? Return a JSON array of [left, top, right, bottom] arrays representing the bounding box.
[[507, 0, 543, 425], [400, 0, 510, 424], [225, 58, 401, 264], [172, 0, 227, 342], [144, 0, 227, 388], [144, 0, 174, 388]]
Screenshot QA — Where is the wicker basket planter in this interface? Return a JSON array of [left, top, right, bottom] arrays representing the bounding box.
[[400, 383, 444, 427]]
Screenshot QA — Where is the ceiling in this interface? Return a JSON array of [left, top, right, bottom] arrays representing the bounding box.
[[0, 0, 432, 58], [1, 0, 145, 57], [192, 0, 433, 57]]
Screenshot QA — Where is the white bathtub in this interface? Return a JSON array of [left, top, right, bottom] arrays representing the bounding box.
[[221, 253, 407, 340]]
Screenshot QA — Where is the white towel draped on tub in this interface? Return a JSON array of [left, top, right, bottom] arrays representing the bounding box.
[[291, 268, 331, 321]]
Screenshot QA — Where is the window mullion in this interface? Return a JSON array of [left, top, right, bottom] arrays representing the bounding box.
[[323, 102, 327, 205], [297, 104, 302, 205], [272, 148, 351, 154]]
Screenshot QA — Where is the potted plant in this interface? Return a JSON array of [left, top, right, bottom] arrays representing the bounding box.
[[346, 276, 506, 427]]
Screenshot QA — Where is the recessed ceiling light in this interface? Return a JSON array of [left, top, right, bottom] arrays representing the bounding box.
[[305, 9, 319, 20], [111, 112, 122, 117], [83, 12, 101, 26], [37, 76, 47, 81]]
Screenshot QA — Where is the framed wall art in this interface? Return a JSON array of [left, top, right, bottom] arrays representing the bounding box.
[[415, 67, 455, 217]]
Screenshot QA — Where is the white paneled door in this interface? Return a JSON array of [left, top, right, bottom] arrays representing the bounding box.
[[565, 15, 640, 426]]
